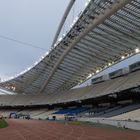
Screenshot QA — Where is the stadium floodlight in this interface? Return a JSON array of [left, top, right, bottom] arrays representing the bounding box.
[[72, 16, 79, 24], [54, 43, 57, 47], [121, 56, 125, 59], [78, 80, 83, 85], [85, 0, 91, 7], [111, 61, 115, 64], [27, 67, 31, 71], [85, 2, 88, 7], [70, 23, 74, 28], [87, 73, 92, 79], [58, 37, 62, 42], [73, 19, 77, 24], [62, 34, 66, 37], [96, 69, 100, 73], [108, 63, 111, 66], [104, 65, 107, 68], [44, 51, 49, 57], [10, 76, 14, 80], [34, 61, 38, 65], [75, 16, 79, 21], [135, 48, 140, 53], [11, 86, 16, 91]]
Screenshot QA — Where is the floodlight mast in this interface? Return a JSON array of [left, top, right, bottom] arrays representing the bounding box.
[[51, 0, 76, 48]]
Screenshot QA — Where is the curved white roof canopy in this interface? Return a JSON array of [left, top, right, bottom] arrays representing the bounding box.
[[0, 0, 140, 95]]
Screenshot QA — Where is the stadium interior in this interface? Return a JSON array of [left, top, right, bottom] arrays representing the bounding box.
[[0, 0, 140, 139], [0, 61, 140, 123]]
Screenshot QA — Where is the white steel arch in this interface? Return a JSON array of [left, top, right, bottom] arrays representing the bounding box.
[[0, 0, 140, 95]]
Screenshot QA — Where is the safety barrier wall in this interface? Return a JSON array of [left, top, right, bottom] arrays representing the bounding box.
[[78, 117, 140, 131]]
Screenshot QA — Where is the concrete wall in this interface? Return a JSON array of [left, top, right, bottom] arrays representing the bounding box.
[[78, 117, 140, 131]]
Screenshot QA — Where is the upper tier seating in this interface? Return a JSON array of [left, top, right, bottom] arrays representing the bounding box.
[[53, 107, 86, 115]]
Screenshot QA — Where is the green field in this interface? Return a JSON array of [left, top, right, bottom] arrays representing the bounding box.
[[0, 119, 8, 128]]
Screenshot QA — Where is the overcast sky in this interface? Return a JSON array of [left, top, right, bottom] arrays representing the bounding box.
[[0, 0, 70, 79], [0, 0, 139, 82], [0, 0, 87, 80]]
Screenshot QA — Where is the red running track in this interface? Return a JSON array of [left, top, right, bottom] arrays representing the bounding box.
[[0, 119, 140, 140]]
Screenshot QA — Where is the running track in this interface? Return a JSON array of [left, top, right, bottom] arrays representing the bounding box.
[[0, 119, 140, 140]]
